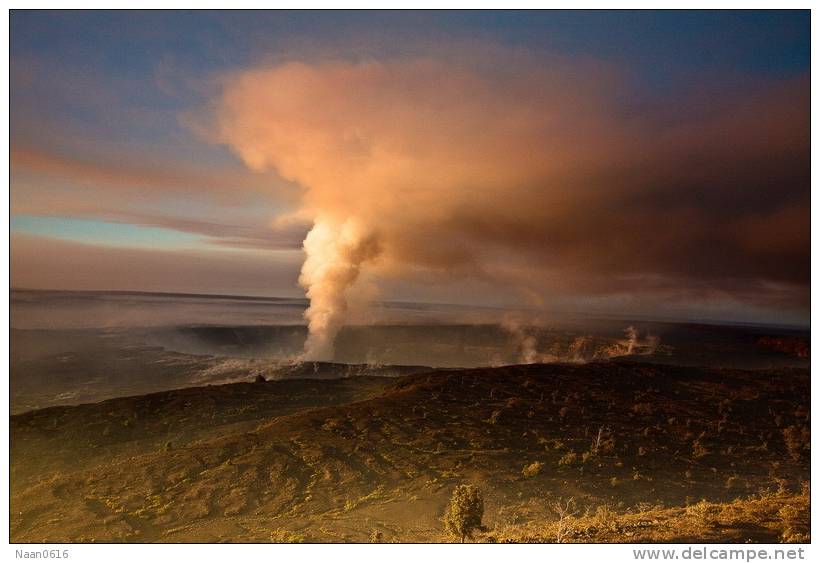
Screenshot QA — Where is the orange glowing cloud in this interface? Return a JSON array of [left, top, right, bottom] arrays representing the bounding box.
[[196, 55, 809, 356]]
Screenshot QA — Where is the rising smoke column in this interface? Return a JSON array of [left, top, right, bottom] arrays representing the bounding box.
[[298, 218, 380, 359], [202, 58, 616, 360], [201, 56, 808, 358]]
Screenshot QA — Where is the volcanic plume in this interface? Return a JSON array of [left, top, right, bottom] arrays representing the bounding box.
[[203, 54, 808, 359], [298, 218, 380, 360]]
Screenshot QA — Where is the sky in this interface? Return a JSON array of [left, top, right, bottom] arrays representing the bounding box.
[[9, 10, 810, 326]]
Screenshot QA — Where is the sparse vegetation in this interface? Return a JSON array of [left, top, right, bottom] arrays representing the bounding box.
[[592, 504, 618, 533], [779, 482, 810, 543], [487, 409, 503, 424], [522, 461, 544, 478], [551, 497, 578, 543], [558, 451, 578, 466], [686, 499, 715, 529], [692, 435, 709, 459], [488, 489, 808, 543], [782, 425, 809, 461], [270, 529, 306, 543], [10, 361, 810, 543]]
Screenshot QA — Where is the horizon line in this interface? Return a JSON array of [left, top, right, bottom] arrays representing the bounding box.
[[9, 286, 810, 331]]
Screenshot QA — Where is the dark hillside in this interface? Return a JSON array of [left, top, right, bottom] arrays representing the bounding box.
[[11, 361, 809, 542]]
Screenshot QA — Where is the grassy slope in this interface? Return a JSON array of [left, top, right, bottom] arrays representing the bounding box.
[[10, 361, 810, 543]]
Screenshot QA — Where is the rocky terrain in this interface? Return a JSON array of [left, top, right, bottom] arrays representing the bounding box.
[[10, 361, 810, 543]]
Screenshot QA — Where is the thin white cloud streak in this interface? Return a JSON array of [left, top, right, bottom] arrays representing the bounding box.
[[11, 233, 302, 297]]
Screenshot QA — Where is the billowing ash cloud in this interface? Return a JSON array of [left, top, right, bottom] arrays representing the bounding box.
[[201, 54, 808, 359]]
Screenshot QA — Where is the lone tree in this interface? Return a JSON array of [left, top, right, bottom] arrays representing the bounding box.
[[444, 484, 484, 543]]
